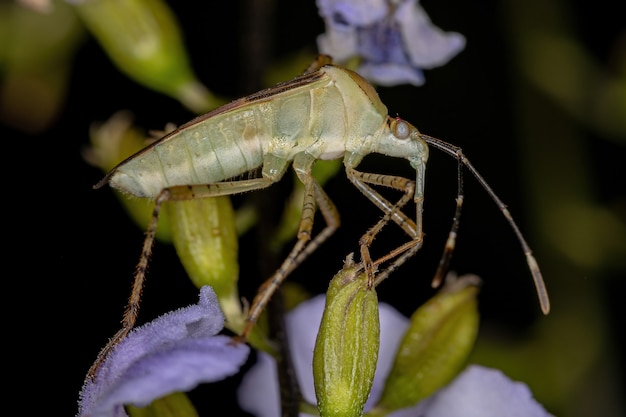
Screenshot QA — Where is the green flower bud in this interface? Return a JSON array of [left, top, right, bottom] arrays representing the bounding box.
[[71, 0, 223, 113], [313, 256, 380, 417], [166, 196, 242, 331], [0, 0, 84, 133], [371, 274, 481, 415]]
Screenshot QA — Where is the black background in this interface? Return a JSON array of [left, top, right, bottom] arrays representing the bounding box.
[[2, 1, 624, 416]]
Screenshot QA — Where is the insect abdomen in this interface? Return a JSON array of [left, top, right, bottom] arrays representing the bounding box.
[[110, 109, 265, 198]]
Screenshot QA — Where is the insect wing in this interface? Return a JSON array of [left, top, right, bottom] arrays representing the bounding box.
[[94, 69, 331, 190]]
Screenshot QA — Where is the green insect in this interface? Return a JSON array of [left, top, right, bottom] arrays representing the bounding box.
[[90, 55, 549, 376]]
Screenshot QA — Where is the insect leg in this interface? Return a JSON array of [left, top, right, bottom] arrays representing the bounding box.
[[302, 54, 333, 75], [430, 156, 463, 289], [87, 188, 171, 379], [238, 155, 340, 341], [371, 239, 423, 287], [88, 177, 282, 379], [346, 167, 423, 287]]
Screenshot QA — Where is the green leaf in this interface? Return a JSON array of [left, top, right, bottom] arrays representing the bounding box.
[[371, 274, 481, 415]]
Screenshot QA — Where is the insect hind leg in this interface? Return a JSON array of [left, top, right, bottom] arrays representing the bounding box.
[[87, 188, 171, 380], [237, 161, 340, 341]]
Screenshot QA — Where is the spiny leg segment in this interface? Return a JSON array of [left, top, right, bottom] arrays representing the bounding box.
[[86, 189, 170, 380]]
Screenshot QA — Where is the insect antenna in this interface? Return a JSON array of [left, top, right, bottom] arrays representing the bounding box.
[[420, 134, 550, 315]]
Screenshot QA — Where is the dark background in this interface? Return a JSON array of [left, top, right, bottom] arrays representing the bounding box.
[[2, 0, 624, 416]]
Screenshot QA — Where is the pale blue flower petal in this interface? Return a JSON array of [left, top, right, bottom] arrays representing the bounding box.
[[316, 0, 387, 28], [358, 62, 425, 86], [94, 286, 225, 385], [396, 0, 466, 68], [84, 337, 249, 417], [78, 286, 250, 417], [422, 365, 553, 417], [356, 20, 408, 65], [285, 294, 327, 407], [237, 295, 331, 417], [316, 26, 359, 62], [237, 350, 281, 417]]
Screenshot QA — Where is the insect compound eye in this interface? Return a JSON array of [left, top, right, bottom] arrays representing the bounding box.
[[392, 117, 411, 140]]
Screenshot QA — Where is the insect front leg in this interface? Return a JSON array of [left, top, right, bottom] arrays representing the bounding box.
[[239, 154, 340, 341], [346, 167, 424, 287]]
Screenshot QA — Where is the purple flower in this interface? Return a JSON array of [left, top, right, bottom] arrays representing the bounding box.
[[78, 286, 250, 417], [316, 0, 465, 86], [237, 293, 552, 417]]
